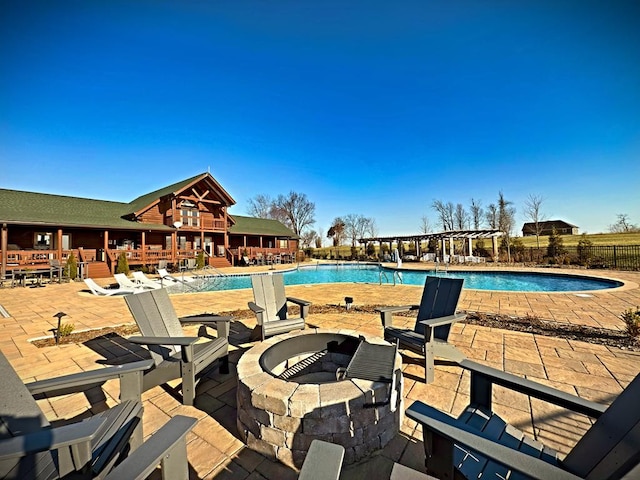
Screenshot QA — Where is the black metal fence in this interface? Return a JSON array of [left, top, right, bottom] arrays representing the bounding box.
[[515, 245, 640, 271]]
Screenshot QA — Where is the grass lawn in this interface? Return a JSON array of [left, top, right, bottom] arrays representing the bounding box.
[[518, 232, 640, 247]]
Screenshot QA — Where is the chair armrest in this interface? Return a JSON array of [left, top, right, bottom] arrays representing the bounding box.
[[286, 296, 311, 307], [286, 297, 311, 318], [129, 336, 198, 362], [299, 440, 345, 480], [0, 416, 105, 461], [376, 305, 419, 328], [128, 336, 199, 347], [179, 314, 233, 324], [459, 359, 607, 418], [418, 313, 467, 328], [103, 415, 197, 480], [26, 360, 154, 396], [406, 401, 582, 480], [248, 302, 265, 314], [180, 314, 233, 339]]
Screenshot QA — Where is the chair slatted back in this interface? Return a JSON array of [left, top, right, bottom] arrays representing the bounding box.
[[125, 289, 184, 364], [562, 372, 640, 479], [251, 274, 288, 324], [414, 276, 464, 339]]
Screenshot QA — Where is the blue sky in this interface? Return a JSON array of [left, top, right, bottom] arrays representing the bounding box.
[[2, 1, 639, 240]]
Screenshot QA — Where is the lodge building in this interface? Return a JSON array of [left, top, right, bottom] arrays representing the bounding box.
[[0, 172, 298, 278]]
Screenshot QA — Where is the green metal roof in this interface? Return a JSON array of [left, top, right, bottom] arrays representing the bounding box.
[[126, 173, 205, 215], [229, 215, 298, 238], [0, 188, 171, 230]]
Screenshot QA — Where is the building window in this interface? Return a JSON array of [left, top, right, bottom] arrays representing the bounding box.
[[180, 201, 200, 227], [34, 232, 52, 249], [279, 239, 288, 249]]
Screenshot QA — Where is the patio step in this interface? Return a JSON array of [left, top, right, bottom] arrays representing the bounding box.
[[87, 261, 112, 278], [209, 257, 232, 269]]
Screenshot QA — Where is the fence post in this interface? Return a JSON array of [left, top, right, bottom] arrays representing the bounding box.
[[613, 245, 617, 269]]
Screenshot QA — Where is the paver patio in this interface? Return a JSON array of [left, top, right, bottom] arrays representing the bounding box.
[[1, 264, 639, 479]]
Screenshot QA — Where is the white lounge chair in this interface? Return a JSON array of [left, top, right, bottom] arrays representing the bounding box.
[[84, 278, 138, 296], [132, 271, 163, 289], [114, 273, 151, 291], [157, 268, 196, 285]]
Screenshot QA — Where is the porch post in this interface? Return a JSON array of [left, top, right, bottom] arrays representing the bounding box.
[[172, 231, 177, 265], [57, 229, 63, 260], [103, 231, 109, 261], [1, 224, 7, 278], [141, 231, 146, 264]]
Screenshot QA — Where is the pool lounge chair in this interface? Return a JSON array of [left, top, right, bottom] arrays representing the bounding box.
[[84, 278, 138, 296], [157, 268, 196, 285], [377, 276, 466, 383], [406, 359, 640, 480], [114, 273, 152, 291], [132, 271, 163, 289]]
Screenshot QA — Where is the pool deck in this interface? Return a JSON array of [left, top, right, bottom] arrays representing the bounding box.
[[1, 263, 639, 479]]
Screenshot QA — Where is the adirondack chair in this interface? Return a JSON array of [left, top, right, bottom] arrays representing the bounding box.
[[0, 351, 157, 479], [248, 273, 311, 341], [298, 440, 345, 480], [406, 358, 640, 480], [377, 276, 466, 383], [125, 288, 231, 406]]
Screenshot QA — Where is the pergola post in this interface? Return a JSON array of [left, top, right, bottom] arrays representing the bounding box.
[[468, 237, 473, 256], [492, 235, 499, 259]]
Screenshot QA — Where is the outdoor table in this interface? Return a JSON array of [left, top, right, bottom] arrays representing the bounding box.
[[11, 267, 54, 287]]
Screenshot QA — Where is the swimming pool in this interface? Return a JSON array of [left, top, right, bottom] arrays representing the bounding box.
[[187, 264, 622, 293]]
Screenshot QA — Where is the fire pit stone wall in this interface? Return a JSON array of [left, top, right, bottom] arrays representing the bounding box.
[[236, 329, 403, 468]]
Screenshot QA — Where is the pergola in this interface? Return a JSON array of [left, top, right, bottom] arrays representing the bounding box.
[[358, 229, 503, 260]]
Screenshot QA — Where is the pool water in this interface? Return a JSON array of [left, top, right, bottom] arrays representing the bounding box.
[[193, 264, 621, 293]]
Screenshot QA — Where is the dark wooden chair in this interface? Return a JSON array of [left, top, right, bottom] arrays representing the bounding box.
[[0, 351, 195, 479], [377, 276, 466, 383], [125, 288, 231, 406], [406, 359, 640, 480], [248, 273, 311, 341]]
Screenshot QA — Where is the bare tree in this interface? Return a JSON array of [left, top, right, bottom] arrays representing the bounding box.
[[497, 191, 516, 262], [454, 203, 470, 230], [300, 230, 318, 249], [609, 213, 639, 233], [364, 218, 378, 238], [432, 200, 455, 230], [272, 191, 316, 236], [523, 194, 547, 248], [327, 217, 346, 246], [486, 203, 498, 229], [343, 214, 377, 245], [247, 194, 273, 218], [419, 216, 432, 234], [469, 198, 484, 229], [315, 227, 324, 248]]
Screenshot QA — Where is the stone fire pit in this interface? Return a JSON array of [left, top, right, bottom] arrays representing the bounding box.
[[236, 329, 403, 468]]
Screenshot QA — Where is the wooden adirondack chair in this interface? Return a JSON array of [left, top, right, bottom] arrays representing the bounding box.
[[406, 359, 640, 480], [125, 288, 231, 406], [377, 276, 466, 383], [248, 273, 311, 341], [0, 351, 154, 479]]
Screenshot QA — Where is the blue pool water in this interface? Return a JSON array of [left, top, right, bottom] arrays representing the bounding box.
[[193, 264, 622, 292]]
